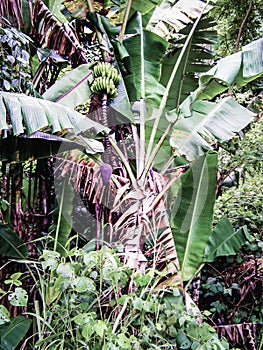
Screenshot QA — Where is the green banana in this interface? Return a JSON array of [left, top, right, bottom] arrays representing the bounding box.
[[91, 62, 120, 98]]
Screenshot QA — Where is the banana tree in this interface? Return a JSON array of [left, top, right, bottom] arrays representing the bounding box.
[[60, 0, 260, 284], [0, 0, 262, 286]]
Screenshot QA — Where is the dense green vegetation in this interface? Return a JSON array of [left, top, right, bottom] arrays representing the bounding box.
[[0, 0, 262, 349]]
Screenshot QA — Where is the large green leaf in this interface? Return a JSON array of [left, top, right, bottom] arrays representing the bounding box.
[[122, 12, 168, 105], [131, 0, 162, 16], [204, 217, 253, 262], [171, 151, 218, 281], [0, 91, 108, 136], [192, 38, 263, 102], [0, 315, 32, 350], [0, 224, 28, 259], [43, 64, 93, 109], [51, 179, 74, 256], [109, 80, 135, 123], [171, 97, 255, 160], [160, 17, 217, 110]]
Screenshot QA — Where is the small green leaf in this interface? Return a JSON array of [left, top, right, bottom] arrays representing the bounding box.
[[83, 251, 98, 269], [94, 320, 107, 338], [8, 288, 28, 307], [82, 323, 94, 341], [132, 298, 143, 311], [0, 306, 10, 325], [156, 323, 162, 331], [40, 250, 60, 271], [117, 333, 131, 349], [56, 263, 75, 278], [129, 335, 137, 343], [73, 277, 95, 293], [4, 272, 23, 286], [176, 332, 192, 349], [73, 313, 90, 326], [10, 272, 23, 280]]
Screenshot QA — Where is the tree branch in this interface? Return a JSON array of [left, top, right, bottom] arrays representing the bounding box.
[[235, 0, 253, 52]]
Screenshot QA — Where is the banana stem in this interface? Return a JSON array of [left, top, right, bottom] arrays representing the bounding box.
[[101, 93, 111, 164], [119, 0, 133, 43], [141, 123, 173, 183], [101, 93, 108, 127], [109, 137, 138, 189]]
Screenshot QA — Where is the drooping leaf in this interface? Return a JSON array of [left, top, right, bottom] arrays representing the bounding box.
[[73, 277, 96, 293], [0, 224, 28, 259], [171, 151, 218, 281], [122, 12, 168, 106], [0, 132, 103, 162], [191, 38, 263, 102], [31, 0, 87, 65], [93, 320, 107, 339], [43, 64, 93, 109], [0, 0, 31, 31], [171, 97, 255, 161], [204, 217, 253, 262], [0, 315, 32, 350], [0, 91, 108, 136]]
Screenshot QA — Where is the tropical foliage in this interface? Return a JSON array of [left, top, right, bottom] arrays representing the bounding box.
[[0, 0, 262, 348]]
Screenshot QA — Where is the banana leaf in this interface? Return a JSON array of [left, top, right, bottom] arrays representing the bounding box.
[[0, 91, 108, 136], [189, 38, 263, 102], [171, 97, 255, 161], [122, 12, 168, 106], [171, 151, 218, 281], [0, 315, 31, 350], [160, 17, 217, 110], [43, 64, 93, 108], [0, 132, 103, 161], [0, 224, 28, 258], [204, 217, 253, 262], [131, 0, 162, 16], [50, 179, 74, 256], [148, 0, 216, 38], [45, 0, 67, 22]]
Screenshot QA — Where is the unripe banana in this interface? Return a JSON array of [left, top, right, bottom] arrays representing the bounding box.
[[91, 63, 120, 98]]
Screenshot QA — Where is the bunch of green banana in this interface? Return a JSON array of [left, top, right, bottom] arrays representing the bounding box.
[[91, 62, 121, 98], [91, 76, 118, 98]]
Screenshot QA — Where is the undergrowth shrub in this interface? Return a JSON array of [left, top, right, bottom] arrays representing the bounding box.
[[27, 245, 229, 350]]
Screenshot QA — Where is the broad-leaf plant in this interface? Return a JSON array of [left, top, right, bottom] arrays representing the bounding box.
[[0, 0, 262, 348]]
